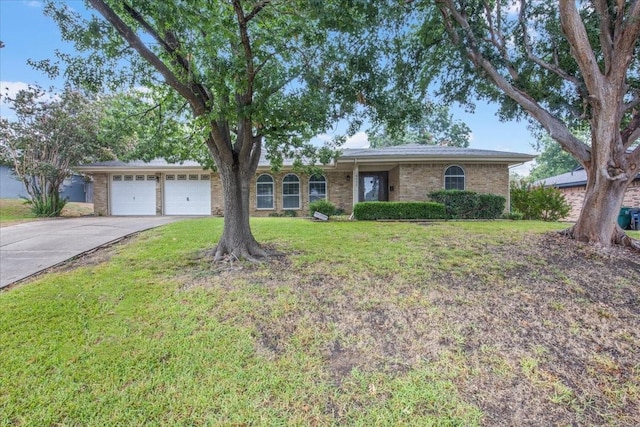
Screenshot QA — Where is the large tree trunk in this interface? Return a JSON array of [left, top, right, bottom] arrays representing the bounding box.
[[570, 166, 630, 246], [209, 144, 268, 262]]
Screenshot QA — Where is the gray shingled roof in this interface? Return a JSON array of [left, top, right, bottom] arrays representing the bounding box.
[[340, 144, 534, 160], [79, 143, 534, 170], [537, 168, 640, 188], [80, 155, 303, 169], [80, 159, 205, 168]]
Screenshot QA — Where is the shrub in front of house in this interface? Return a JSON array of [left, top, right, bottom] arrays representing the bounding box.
[[353, 201, 446, 220], [510, 181, 570, 221], [428, 190, 505, 219], [309, 200, 339, 217]]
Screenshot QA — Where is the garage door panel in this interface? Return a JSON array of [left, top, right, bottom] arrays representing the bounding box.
[[164, 174, 211, 215], [111, 174, 156, 216]]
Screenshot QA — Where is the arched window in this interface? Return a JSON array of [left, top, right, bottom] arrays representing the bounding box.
[[282, 174, 300, 209], [309, 174, 327, 203], [256, 174, 274, 209], [444, 165, 465, 190]]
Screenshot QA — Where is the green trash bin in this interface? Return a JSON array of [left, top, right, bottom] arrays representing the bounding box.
[[618, 206, 632, 229]]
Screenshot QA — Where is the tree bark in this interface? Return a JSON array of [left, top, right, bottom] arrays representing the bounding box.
[[208, 137, 267, 262], [570, 165, 630, 246]]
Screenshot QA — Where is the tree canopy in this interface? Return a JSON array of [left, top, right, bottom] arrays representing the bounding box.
[[368, 104, 471, 148], [392, 0, 640, 250], [39, 0, 421, 259], [0, 85, 123, 215]]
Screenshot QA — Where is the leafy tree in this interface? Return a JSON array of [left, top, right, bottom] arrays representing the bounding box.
[[0, 85, 119, 216], [401, 1, 640, 250], [510, 181, 571, 222], [41, 0, 405, 261], [368, 104, 471, 148], [529, 135, 581, 181]]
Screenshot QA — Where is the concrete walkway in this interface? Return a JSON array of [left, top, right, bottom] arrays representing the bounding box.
[[0, 216, 182, 289]]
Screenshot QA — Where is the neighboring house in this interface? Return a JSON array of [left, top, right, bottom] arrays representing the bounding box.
[[76, 144, 534, 217], [0, 165, 89, 202], [538, 168, 640, 221]]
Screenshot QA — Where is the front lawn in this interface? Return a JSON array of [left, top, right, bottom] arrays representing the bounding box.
[[0, 199, 94, 225], [1, 219, 638, 426]]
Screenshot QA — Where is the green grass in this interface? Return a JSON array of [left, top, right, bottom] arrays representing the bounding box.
[[0, 199, 94, 224], [0, 218, 637, 425], [0, 198, 34, 222]]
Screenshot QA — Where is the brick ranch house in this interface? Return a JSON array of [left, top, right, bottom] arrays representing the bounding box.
[[76, 144, 534, 217], [538, 168, 640, 222]]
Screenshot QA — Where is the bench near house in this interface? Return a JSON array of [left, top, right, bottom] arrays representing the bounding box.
[[76, 144, 534, 217]]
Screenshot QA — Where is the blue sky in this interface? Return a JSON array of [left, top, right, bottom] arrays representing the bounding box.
[[1, 0, 538, 174]]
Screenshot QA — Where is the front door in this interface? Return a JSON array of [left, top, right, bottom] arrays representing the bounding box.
[[359, 172, 388, 202]]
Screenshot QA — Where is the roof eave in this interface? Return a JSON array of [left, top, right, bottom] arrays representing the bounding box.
[[336, 155, 535, 165], [75, 165, 209, 173]]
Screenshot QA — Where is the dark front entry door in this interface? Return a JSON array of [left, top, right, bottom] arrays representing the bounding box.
[[359, 172, 388, 202]]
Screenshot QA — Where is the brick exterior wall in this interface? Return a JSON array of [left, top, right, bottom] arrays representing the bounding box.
[[388, 166, 400, 202], [559, 180, 640, 221], [238, 170, 353, 217], [395, 163, 510, 209], [155, 174, 162, 215], [90, 163, 512, 216], [92, 173, 109, 216]]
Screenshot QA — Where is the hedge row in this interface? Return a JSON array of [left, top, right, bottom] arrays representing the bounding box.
[[353, 201, 446, 220], [428, 190, 505, 219]]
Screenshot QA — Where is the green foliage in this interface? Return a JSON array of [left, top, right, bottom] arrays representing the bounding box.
[[503, 210, 525, 221], [529, 133, 583, 181], [353, 201, 446, 220], [0, 85, 125, 217], [368, 104, 471, 148], [428, 190, 505, 220], [24, 194, 67, 217], [510, 181, 570, 221], [309, 200, 339, 217], [268, 210, 297, 218]]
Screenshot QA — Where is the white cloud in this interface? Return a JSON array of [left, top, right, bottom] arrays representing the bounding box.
[[510, 160, 535, 177], [1, 81, 31, 99], [1, 81, 58, 119], [342, 131, 369, 149], [311, 131, 370, 149], [23, 1, 42, 8], [1, 81, 31, 118]]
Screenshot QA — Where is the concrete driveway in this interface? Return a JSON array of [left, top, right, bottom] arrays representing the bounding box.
[[0, 216, 182, 289]]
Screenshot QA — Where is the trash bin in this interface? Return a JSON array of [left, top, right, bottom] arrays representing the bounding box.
[[630, 208, 640, 231], [618, 207, 632, 229]]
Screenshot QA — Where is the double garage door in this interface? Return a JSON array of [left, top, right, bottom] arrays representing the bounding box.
[[110, 173, 211, 216]]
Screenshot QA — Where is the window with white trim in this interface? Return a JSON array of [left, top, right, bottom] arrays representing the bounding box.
[[282, 174, 300, 209], [444, 165, 465, 190], [256, 174, 274, 209], [309, 174, 327, 202]]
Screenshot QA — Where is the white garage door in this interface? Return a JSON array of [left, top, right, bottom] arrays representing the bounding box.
[[164, 173, 211, 215], [111, 174, 157, 216]]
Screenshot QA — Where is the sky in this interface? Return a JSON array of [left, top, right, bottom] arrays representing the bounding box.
[[0, 0, 538, 174]]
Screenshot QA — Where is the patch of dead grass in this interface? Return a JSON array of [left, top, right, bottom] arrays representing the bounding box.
[[177, 230, 639, 426]]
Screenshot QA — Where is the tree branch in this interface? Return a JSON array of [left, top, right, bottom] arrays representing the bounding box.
[[232, 0, 256, 97], [592, 0, 614, 75], [245, 0, 272, 23], [519, 0, 580, 86], [88, 0, 209, 116], [621, 111, 640, 147], [558, 0, 603, 95], [436, 0, 591, 164]]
